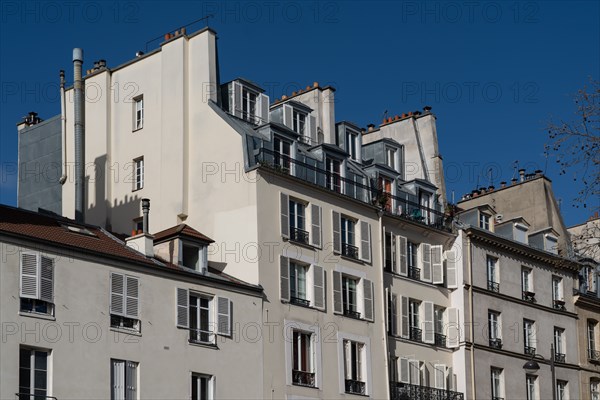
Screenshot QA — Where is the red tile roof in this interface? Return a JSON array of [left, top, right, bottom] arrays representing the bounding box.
[[153, 223, 214, 243]]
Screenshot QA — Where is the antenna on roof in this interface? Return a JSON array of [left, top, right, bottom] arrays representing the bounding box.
[[543, 144, 550, 175], [381, 110, 388, 121], [145, 15, 215, 52], [487, 167, 494, 187], [511, 160, 519, 180]]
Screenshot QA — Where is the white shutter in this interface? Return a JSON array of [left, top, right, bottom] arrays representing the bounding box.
[[125, 276, 139, 318], [360, 221, 371, 263], [446, 366, 455, 391], [126, 361, 137, 400], [432, 245, 444, 284], [398, 236, 408, 276], [310, 204, 322, 248], [400, 296, 409, 338], [280, 256, 290, 302], [434, 364, 446, 389], [217, 297, 231, 336], [423, 301, 434, 344], [308, 114, 317, 144], [332, 211, 341, 254], [389, 293, 398, 335], [232, 81, 243, 118], [363, 279, 374, 321], [110, 273, 125, 316], [283, 104, 293, 129], [344, 340, 352, 379], [447, 307, 460, 348], [399, 357, 409, 383], [313, 265, 325, 310], [20, 252, 39, 299], [39, 256, 54, 302], [333, 271, 342, 313], [409, 360, 420, 385], [421, 243, 432, 282], [112, 360, 125, 400], [258, 93, 269, 124], [445, 250, 458, 289], [176, 288, 189, 328], [280, 192, 289, 238]]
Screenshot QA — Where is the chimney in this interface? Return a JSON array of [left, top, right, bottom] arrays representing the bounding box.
[[500, 181, 506, 188], [534, 169, 543, 177], [126, 198, 154, 257], [519, 168, 526, 182], [142, 198, 150, 234], [73, 48, 85, 223], [367, 124, 375, 132], [511, 178, 518, 185], [423, 106, 432, 112]]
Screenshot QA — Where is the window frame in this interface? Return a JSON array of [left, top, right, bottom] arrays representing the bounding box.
[[326, 156, 342, 193], [522, 266, 533, 293], [292, 109, 307, 136], [342, 275, 358, 314], [554, 327, 565, 356], [479, 213, 490, 230], [526, 374, 538, 400], [385, 146, 397, 170], [588, 320, 597, 353], [487, 256, 498, 284], [556, 380, 568, 400], [290, 261, 309, 303], [189, 292, 215, 345], [241, 87, 258, 123], [488, 310, 501, 340], [133, 96, 144, 131], [133, 157, 144, 191], [490, 367, 504, 399], [191, 373, 214, 400], [292, 329, 316, 387], [111, 358, 138, 400], [19, 347, 50, 399]]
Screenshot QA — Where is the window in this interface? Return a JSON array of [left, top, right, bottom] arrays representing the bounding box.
[[384, 231, 396, 272], [289, 199, 308, 244], [588, 320, 599, 361], [409, 300, 421, 342], [190, 293, 214, 345], [490, 367, 504, 400], [582, 265, 598, 294], [557, 380, 568, 400], [407, 242, 418, 268], [388, 293, 398, 335], [176, 289, 231, 339], [434, 307, 446, 347], [292, 330, 315, 387], [132, 217, 143, 234], [326, 156, 342, 193], [480, 213, 490, 230], [377, 176, 393, 212], [134, 96, 143, 130], [553, 276, 565, 310], [333, 271, 373, 320], [591, 380, 600, 400], [292, 109, 306, 136], [191, 374, 213, 400], [242, 87, 257, 122], [523, 319, 536, 355], [290, 262, 308, 305], [133, 157, 144, 191], [522, 267, 533, 292], [385, 146, 396, 170], [19, 252, 54, 316], [110, 273, 140, 332], [19, 348, 49, 400], [343, 340, 366, 395], [554, 328, 565, 362], [273, 136, 291, 170], [347, 130, 359, 160], [419, 190, 432, 224], [341, 216, 358, 259], [280, 257, 325, 309], [488, 311, 502, 348], [342, 275, 358, 317], [526, 375, 538, 400], [487, 256, 499, 292], [111, 359, 138, 400]]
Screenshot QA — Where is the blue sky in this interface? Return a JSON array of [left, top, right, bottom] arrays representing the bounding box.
[[1, 1, 598, 226]]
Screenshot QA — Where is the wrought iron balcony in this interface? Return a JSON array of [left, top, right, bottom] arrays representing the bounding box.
[[16, 395, 57, 400], [524, 346, 536, 356], [522, 291, 536, 303], [435, 333, 447, 347], [554, 352, 566, 363], [290, 296, 310, 307], [290, 227, 309, 244], [588, 349, 600, 362], [487, 280, 500, 293], [409, 326, 422, 342], [189, 328, 215, 345], [345, 379, 366, 395], [489, 338, 503, 349], [390, 382, 464, 400], [553, 299, 566, 311], [293, 370, 315, 387], [344, 309, 361, 319], [408, 266, 421, 280], [342, 242, 359, 259]]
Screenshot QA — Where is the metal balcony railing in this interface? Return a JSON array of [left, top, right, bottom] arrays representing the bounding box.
[[344, 309, 361, 319], [293, 370, 315, 387], [189, 328, 215, 345], [489, 338, 503, 349], [345, 379, 366, 395], [408, 266, 421, 280], [390, 382, 464, 400], [435, 333, 447, 347], [554, 352, 566, 363], [16, 395, 57, 400], [588, 349, 600, 362], [522, 291, 536, 303], [342, 242, 359, 259], [409, 327, 422, 342], [574, 287, 600, 302], [290, 227, 309, 244], [488, 281, 500, 293], [553, 299, 566, 311], [290, 296, 310, 307], [524, 346, 536, 356]]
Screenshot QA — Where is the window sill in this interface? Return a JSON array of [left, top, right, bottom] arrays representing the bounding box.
[[188, 340, 219, 350], [333, 312, 372, 323], [292, 383, 319, 389], [283, 300, 324, 312], [340, 254, 365, 265], [19, 311, 55, 321], [110, 326, 142, 336], [132, 187, 144, 193], [132, 126, 143, 132], [284, 237, 319, 251]]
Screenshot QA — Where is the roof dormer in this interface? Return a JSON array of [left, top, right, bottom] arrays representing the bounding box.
[[528, 227, 560, 254], [495, 217, 530, 244], [153, 224, 214, 273], [270, 100, 316, 145], [222, 78, 269, 125]]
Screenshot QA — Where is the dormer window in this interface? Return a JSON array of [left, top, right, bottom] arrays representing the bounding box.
[[347, 130, 359, 161], [274, 136, 292, 171], [545, 234, 558, 254], [479, 213, 490, 230], [385, 146, 396, 170], [228, 80, 268, 125], [326, 156, 342, 193], [242, 88, 257, 123], [515, 223, 528, 243], [181, 242, 208, 272], [293, 110, 307, 136]]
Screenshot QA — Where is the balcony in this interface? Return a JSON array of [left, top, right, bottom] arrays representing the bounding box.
[[344, 309, 361, 319], [290, 296, 310, 307], [290, 227, 309, 245], [487, 281, 500, 293], [409, 326, 422, 342], [522, 291, 536, 303], [408, 266, 421, 280], [390, 382, 464, 400], [435, 333, 447, 347], [588, 349, 600, 362], [293, 370, 315, 387], [524, 346, 536, 356], [345, 379, 366, 395], [342, 242, 359, 260], [16, 395, 57, 400], [189, 328, 215, 346], [553, 299, 566, 311], [489, 338, 502, 349], [553, 352, 566, 363]]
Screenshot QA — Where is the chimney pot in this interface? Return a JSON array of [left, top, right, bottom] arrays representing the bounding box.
[[141, 198, 150, 234], [423, 105, 432, 112], [306, 85, 311, 90], [181, 27, 186, 35], [313, 81, 319, 88], [402, 113, 407, 118], [282, 95, 287, 100], [500, 181, 506, 188], [519, 168, 526, 182]]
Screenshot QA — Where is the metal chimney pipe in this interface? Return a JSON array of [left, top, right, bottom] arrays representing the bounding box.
[[519, 168, 526, 182], [73, 48, 85, 223], [59, 70, 67, 185], [142, 198, 150, 234]]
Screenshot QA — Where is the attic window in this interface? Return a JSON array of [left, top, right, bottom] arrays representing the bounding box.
[[63, 225, 96, 237], [181, 242, 208, 271], [545, 234, 558, 254], [479, 213, 491, 231], [514, 223, 528, 244]]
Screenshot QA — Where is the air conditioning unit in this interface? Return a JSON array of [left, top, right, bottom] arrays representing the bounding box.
[[495, 214, 503, 222]]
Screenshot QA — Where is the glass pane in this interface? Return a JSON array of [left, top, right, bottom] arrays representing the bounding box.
[[34, 370, 47, 389], [34, 352, 47, 370], [20, 349, 31, 368]]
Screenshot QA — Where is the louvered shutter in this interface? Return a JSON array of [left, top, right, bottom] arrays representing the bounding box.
[[310, 204, 322, 248], [447, 308, 459, 348], [258, 93, 269, 124], [389, 293, 398, 335], [126, 361, 137, 400], [423, 301, 434, 344], [308, 114, 317, 144], [344, 340, 352, 379], [434, 364, 446, 389], [233, 81, 243, 118], [332, 211, 341, 254], [445, 250, 458, 289], [399, 357, 409, 383], [217, 297, 231, 336], [125, 276, 139, 318], [280, 256, 290, 301], [432, 245, 444, 284], [313, 265, 325, 310], [39, 256, 54, 302], [409, 360, 420, 385], [176, 288, 189, 328], [333, 271, 342, 313], [400, 296, 409, 338], [363, 279, 374, 321], [421, 243, 432, 282], [112, 360, 125, 400], [20, 252, 38, 299], [280, 193, 289, 238], [360, 221, 371, 263], [447, 367, 455, 391], [398, 236, 408, 276], [110, 273, 125, 316], [283, 104, 293, 129]]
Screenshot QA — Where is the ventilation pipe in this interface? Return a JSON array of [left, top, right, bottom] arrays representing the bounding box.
[[59, 70, 67, 185], [142, 198, 150, 234], [73, 48, 85, 222]]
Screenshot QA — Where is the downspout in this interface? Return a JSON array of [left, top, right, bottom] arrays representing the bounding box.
[[59, 70, 67, 185], [378, 212, 390, 398], [467, 233, 476, 400], [73, 48, 85, 223]]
